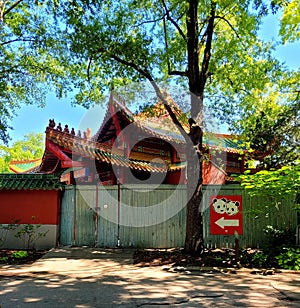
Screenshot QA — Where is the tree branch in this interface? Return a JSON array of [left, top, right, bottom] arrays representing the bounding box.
[[163, 16, 187, 77], [91, 47, 190, 142], [215, 15, 240, 39], [1, 37, 36, 46], [135, 16, 164, 28], [161, 0, 186, 41], [108, 53, 153, 81], [87, 57, 93, 82], [168, 70, 188, 76], [199, 2, 216, 93], [2, 0, 24, 19]]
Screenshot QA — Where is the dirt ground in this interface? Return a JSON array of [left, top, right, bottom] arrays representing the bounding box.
[[1, 247, 280, 269], [133, 247, 279, 269]]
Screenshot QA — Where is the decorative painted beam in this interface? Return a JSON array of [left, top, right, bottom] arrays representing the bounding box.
[[46, 140, 85, 168]]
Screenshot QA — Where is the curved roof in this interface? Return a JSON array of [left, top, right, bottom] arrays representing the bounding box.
[[9, 158, 42, 174], [40, 127, 182, 174], [92, 93, 246, 153]]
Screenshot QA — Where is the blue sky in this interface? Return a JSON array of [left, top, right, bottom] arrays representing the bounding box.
[[7, 14, 300, 144]]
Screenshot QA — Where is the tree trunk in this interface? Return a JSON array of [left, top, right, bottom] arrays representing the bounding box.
[[184, 0, 215, 253], [184, 117, 203, 253]]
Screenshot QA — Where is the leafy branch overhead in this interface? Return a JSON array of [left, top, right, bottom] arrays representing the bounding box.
[[0, 0, 71, 143]]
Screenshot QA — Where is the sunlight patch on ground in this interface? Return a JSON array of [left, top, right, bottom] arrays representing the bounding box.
[[24, 297, 43, 303]]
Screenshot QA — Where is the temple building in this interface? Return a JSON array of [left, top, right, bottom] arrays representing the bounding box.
[[19, 93, 245, 186]]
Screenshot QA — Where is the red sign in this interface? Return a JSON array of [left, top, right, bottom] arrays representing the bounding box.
[[210, 195, 243, 235]]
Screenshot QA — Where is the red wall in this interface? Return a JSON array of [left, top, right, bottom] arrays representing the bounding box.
[[0, 190, 60, 225], [165, 162, 226, 185], [165, 170, 185, 184], [202, 162, 226, 185]]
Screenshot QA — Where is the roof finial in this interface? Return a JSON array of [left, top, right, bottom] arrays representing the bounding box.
[[56, 123, 62, 131], [48, 119, 55, 128], [63, 125, 69, 133]]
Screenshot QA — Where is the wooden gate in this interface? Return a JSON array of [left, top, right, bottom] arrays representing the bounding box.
[[59, 184, 297, 248], [59, 184, 187, 248]]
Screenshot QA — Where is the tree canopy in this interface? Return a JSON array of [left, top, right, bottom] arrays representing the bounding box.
[[0, 0, 70, 144]]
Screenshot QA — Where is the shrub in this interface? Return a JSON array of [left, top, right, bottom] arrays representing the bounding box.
[[276, 247, 300, 270], [11, 250, 28, 260], [15, 223, 49, 250], [251, 251, 268, 267]]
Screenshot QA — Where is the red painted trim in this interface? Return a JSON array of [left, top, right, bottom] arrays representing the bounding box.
[[110, 170, 115, 185], [46, 140, 85, 168], [61, 161, 85, 168], [171, 147, 177, 163], [109, 103, 122, 138]]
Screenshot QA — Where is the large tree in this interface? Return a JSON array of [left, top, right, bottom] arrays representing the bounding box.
[[0, 0, 71, 144], [50, 0, 299, 253]]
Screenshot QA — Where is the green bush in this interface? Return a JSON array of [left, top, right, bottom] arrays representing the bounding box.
[[0, 256, 8, 262], [252, 251, 268, 267], [263, 225, 295, 250], [276, 247, 300, 270], [11, 250, 28, 260]]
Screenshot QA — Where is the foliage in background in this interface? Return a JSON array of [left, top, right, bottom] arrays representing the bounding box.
[[238, 92, 299, 168], [49, 0, 299, 114], [240, 162, 300, 199], [240, 162, 299, 251], [0, 132, 44, 172], [0, 0, 298, 146], [0, 0, 71, 143]]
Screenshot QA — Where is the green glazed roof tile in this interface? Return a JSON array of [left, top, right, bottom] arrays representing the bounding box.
[[0, 174, 63, 191]]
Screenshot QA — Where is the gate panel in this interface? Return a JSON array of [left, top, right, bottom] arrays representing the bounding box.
[[96, 186, 118, 247], [60, 186, 75, 245], [75, 187, 96, 246]]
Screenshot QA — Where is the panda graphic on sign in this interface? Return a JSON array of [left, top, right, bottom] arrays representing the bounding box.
[[212, 198, 240, 216], [210, 195, 243, 235], [212, 198, 227, 214], [226, 200, 240, 216]]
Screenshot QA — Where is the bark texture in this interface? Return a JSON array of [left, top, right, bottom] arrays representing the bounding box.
[[184, 0, 215, 253]]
